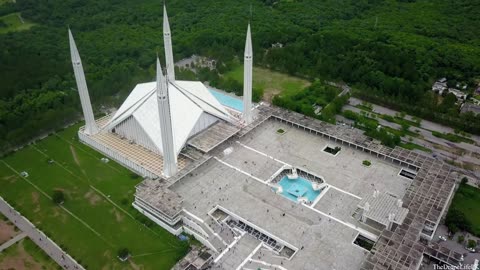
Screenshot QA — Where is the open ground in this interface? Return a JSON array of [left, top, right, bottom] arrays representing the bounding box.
[[0, 12, 36, 34], [0, 123, 189, 269], [223, 65, 310, 102]]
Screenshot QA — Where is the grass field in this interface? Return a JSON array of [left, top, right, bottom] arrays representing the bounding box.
[[450, 184, 480, 236], [399, 142, 432, 153], [0, 12, 36, 34], [0, 0, 14, 5], [431, 131, 474, 144], [0, 238, 60, 270], [0, 123, 189, 269], [223, 65, 310, 101]]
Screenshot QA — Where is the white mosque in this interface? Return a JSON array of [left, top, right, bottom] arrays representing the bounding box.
[[70, 6, 254, 178]]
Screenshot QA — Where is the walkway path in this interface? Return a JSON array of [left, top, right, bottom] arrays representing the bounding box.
[[0, 232, 27, 252], [0, 196, 85, 270]]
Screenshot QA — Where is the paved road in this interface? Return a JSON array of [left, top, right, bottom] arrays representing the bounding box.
[[0, 232, 27, 252], [433, 225, 479, 266], [0, 196, 85, 270]]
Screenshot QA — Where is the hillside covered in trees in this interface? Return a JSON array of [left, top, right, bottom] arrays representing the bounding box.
[[1, 0, 480, 152]]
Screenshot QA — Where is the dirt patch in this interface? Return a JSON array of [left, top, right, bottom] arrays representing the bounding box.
[[432, 143, 466, 156], [101, 250, 113, 270], [109, 208, 124, 222], [2, 175, 17, 184], [50, 207, 67, 224], [31, 192, 41, 213], [70, 145, 81, 167], [129, 260, 141, 270], [31, 192, 39, 205], [84, 190, 102, 206], [0, 240, 46, 270], [0, 219, 19, 244], [263, 88, 281, 103]]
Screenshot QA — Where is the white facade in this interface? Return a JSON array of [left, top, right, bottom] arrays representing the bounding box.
[[156, 58, 177, 177], [163, 5, 175, 82], [105, 80, 235, 159], [243, 24, 253, 124], [74, 6, 249, 178], [69, 29, 98, 135]]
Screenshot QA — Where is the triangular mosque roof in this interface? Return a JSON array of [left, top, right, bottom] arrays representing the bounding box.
[[105, 80, 234, 156]]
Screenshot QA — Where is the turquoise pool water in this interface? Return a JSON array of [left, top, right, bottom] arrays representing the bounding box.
[[277, 176, 320, 203], [209, 89, 244, 112]]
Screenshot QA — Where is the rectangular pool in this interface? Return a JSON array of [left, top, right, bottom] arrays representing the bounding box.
[[209, 89, 244, 112], [277, 176, 320, 203]]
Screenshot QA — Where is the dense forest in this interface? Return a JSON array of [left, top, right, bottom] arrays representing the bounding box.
[[1, 0, 480, 153]]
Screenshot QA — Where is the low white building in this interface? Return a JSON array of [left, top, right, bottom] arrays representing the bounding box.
[[448, 88, 467, 101]]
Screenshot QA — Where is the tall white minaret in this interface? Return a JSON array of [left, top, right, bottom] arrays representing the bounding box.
[[243, 24, 253, 124], [156, 57, 177, 177], [163, 5, 175, 82], [68, 29, 98, 135]]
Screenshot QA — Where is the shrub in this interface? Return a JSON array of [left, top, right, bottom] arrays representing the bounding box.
[[467, 239, 477, 249], [277, 129, 285, 134], [117, 248, 130, 261], [457, 235, 465, 244], [52, 190, 65, 205], [362, 160, 371, 166], [253, 87, 264, 102], [120, 198, 129, 205]]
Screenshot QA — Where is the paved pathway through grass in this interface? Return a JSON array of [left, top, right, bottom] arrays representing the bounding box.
[[0, 232, 27, 252], [0, 197, 85, 269]]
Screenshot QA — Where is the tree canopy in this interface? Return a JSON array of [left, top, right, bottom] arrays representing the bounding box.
[[1, 0, 480, 153]]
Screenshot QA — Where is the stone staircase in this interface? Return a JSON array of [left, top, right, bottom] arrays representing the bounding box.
[[181, 146, 205, 161], [206, 216, 237, 245]]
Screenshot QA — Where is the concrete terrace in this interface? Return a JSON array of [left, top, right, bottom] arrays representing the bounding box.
[[166, 117, 415, 269], [170, 159, 367, 270], [239, 120, 411, 199], [131, 105, 465, 270]]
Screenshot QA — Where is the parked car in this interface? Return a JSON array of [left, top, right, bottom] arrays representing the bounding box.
[[465, 247, 476, 253]]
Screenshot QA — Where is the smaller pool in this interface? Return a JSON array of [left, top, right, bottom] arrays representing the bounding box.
[[209, 89, 244, 112], [276, 176, 320, 203]]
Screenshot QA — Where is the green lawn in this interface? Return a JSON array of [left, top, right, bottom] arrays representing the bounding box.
[[0, 123, 189, 269], [431, 131, 474, 144], [399, 142, 432, 153], [0, 12, 36, 34], [449, 184, 480, 236], [223, 65, 310, 101], [0, 0, 13, 5]]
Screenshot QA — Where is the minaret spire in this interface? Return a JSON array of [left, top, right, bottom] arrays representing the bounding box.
[[243, 23, 253, 124], [156, 57, 177, 177], [68, 29, 99, 135], [163, 5, 175, 82]]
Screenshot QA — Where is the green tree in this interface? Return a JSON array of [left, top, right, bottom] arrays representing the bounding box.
[[467, 239, 477, 249], [52, 190, 65, 205], [117, 248, 130, 261]]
